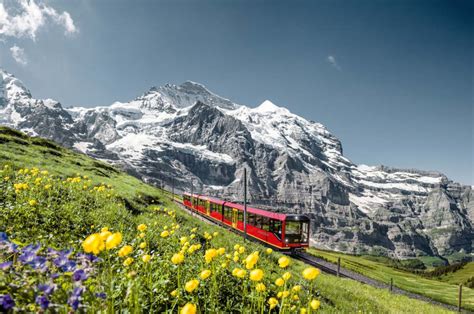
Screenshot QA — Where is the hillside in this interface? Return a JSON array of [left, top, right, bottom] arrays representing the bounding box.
[[307, 248, 474, 310], [0, 127, 454, 313], [0, 69, 472, 259]]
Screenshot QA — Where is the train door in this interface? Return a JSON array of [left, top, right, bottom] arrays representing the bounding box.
[[206, 200, 210, 216], [232, 208, 238, 228]]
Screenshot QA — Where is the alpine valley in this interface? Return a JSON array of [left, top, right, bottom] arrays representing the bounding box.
[[0, 69, 472, 260]]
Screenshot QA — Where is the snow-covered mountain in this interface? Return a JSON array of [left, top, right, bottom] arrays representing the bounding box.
[[0, 69, 472, 259]]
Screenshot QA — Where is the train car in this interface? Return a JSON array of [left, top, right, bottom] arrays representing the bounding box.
[[182, 193, 310, 250]]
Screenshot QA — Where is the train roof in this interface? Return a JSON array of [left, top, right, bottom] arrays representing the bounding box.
[[222, 201, 287, 221]]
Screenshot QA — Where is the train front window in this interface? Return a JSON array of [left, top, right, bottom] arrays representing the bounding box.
[[285, 220, 309, 243]]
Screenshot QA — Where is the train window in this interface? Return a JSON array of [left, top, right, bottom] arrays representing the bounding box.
[[223, 206, 233, 221], [248, 213, 256, 226], [255, 215, 263, 229], [261, 217, 270, 231], [285, 221, 309, 243], [237, 211, 243, 222], [269, 219, 282, 239]]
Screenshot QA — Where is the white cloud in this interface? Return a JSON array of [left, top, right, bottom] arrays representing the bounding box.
[[0, 0, 78, 40], [327, 55, 341, 71], [10, 45, 28, 65]]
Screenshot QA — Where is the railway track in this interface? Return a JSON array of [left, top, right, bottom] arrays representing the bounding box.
[[170, 198, 469, 312]]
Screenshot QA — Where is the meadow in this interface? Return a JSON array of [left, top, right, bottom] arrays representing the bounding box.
[[307, 248, 474, 311], [0, 127, 454, 313]]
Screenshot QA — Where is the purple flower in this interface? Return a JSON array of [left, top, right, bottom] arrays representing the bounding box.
[[0, 232, 8, 242], [38, 284, 56, 295], [76, 253, 100, 264], [95, 292, 107, 299], [22, 244, 41, 254], [35, 295, 49, 310], [0, 261, 12, 270], [68, 287, 84, 311], [54, 253, 77, 272], [0, 242, 17, 254], [0, 294, 15, 311], [72, 269, 88, 282]]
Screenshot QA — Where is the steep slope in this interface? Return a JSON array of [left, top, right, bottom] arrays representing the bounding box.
[[0, 69, 471, 259]]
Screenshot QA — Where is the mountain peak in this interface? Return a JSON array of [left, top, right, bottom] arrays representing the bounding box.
[[256, 100, 289, 114]]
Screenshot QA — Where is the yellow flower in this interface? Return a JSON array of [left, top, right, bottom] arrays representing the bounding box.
[[292, 285, 302, 292], [100, 231, 112, 241], [249, 269, 264, 281], [185, 279, 199, 293], [266, 248, 273, 254], [302, 267, 320, 281], [180, 236, 188, 245], [282, 271, 292, 281], [137, 224, 147, 232], [191, 227, 198, 233], [213, 231, 219, 237], [268, 297, 278, 309], [204, 248, 218, 263], [292, 294, 299, 301], [160, 230, 170, 238], [171, 253, 185, 265], [238, 246, 245, 254], [82, 233, 105, 255], [281, 290, 289, 298], [123, 257, 134, 266], [233, 244, 240, 251], [181, 303, 196, 314], [278, 256, 290, 268], [244, 252, 259, 269], [300, 309, 307, 314], [275, 278, 284, 287], [101, 227, 109, 232], [139, 232, 146, 238], [44, 184, 51, 190], [170, 289, 178, 297], [139, 242, 147, 249], [236, 269, 246, 279], [118, 245, 133, 257], [105, 232, 122, 250], [233, 256, 239, 262], [200, 269, 211, 280], [256, 283, 266, 292], [28, 199, 37, 206], [310, 299, 321, 310], [142, 254, 152, 263], [217, 247, 226, 255]]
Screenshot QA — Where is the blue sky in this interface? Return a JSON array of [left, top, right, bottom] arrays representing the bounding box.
[[0, 0, 472, 184]]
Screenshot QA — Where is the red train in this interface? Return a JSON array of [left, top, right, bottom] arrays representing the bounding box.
[[182, 193, 310, 250]]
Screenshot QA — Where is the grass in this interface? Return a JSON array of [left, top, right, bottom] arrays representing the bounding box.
[[0, 126, 456, 313], [436, 262, 474, 286], [307, 248, 474, 311]]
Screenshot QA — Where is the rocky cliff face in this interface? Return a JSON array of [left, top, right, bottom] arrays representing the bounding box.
[[0, 69, 472, 259]]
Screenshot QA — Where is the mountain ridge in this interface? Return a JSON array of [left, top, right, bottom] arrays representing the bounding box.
[[0, 68, 471, 259]]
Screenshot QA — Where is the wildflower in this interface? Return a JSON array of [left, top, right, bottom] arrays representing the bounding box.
[[44, 184, 52, 190], [282, 271, 292, 281], [278, 256, 290, 268], [245, 252, 259, 269], [292, 285, 302, 292], [310, 299, 321, 310], [238, 246, 245, 254], [0, 262, 12, 270], [100, 231, 112, 241], [101, 227, 109, 232], [72, 269, 88, 282], [170, 290, 178, 297], [249, 269, 264, 281], [105, 232, 122, 250], [171, 253, 184, 265], [180, 237, 188, 245], [139, 242, 147, 249], [234, 244, 240, 250], [118, 245, 133, 257], [268, 297, 278, 310], [95, 292, 107, 299], [191, 227, 198, 233], [204, 248, 218, 263], [28, 199, 37, 206], [200, 269, 211, 280], [292, 295, 299, 301], [213, 231, 219, 237], [82, 234, 105, 255], [160, 230, 170, 238], [300, 309, 307, 314], [302, 267, 320, 280], [139, 232, 145, 238], [181, 303, 197, 314], [256, 283, 266, 292], [142, 254, 152, 263], [185, 279, 199, 293], [266, 248, 273, 254], [123, 257, 134, 266], [217, 247, 226, 255], [275, 278, 284, 287], [233, 256, 239, 262], [35, 295, 49, 309], [137, 224, 147, 232], [236, 269, 246, 279], [0, 294, 15, 311]]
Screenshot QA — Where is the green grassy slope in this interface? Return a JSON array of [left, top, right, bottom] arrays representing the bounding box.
[[0, 127, 454, 313], [307, 248, 474, 311], [436, 262, 474, 286]]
